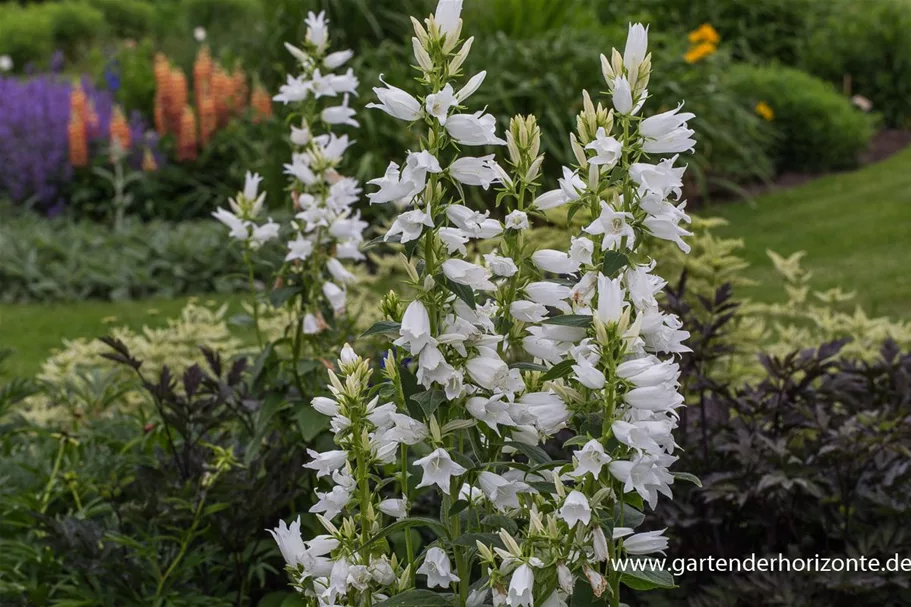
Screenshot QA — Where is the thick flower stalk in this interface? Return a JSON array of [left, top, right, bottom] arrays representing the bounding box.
[[213, 11, 364, 349], [271, 7, 697, 607]]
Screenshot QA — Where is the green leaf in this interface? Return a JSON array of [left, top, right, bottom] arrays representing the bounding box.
[[613, 501, 645, 528], [296, 406, 331, 442], [279, 595, 308, 607], [543, 314, 593, 327], [571, 578, 609, 606], [481, 514, 518, 535], [542, 358, 576, 381], [673, 472, 703, 487], [619, 563, 676, 591], [453, 532, 505, 550], [504, 441, 552, 464], [257, 592, 292, 607], [362, 517, 450, 551], [448, 499, 470, 516], [510, 362, 548, 372], [440, 274, 477, 310], [400, 366, 423, 419], [374, 590, 454, 607], [562, 435, 592, 449], [411, 389, 447, 419], [601, 250, 630, 277], [269, 286, 300, 308], [362, 320, 402, 338]]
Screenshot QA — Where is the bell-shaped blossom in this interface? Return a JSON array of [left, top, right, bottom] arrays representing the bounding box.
[[414, 448, 468, 494], [525, 281, 572, 311], [620, 529, 669, 555], [596, 273, 625, 324], [304, 449, 347, 478], [630, 156, 685, 199], [367, 76, 422, 121], [559, 490, 592, 527], [442, 258, 496, 291], [456, 71, 486, 102], [466, 394, 515, 434], [395, 300, 435, 355], [324, 49, 354, 69], [533, 189, 569, 210], [446, 111, 507, 146], [387, 208, 434, 243], [268, 517, 306, 568], [584, 201, 635, 250], [478, 471, 529, 511], [426, 84, 458, 125], [449, 155, 502, 189], [434, 0, 463, 36], [484, 253, 518, 278], [505, 210, 530, 230], [305, 10, 329, 50], [322, 94, 359, 127], [507, 563, 535, 607], [558, 167, 586, 201], [510, 300, 549, 323], [532, 249, 581, 275], [417, 547, 461, 588], [624, 23, 649, 78], [612, 75, 633, 114], [571, 439, 612, 478], [586, 127, 623, 167]]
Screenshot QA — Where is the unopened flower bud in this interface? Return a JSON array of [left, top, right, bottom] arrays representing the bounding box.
[[570, 133, 588, 169], [592, 526, 609, 561], [381, 290, 403, 322], [412, 37, 433, 72], [557, 563, 574, 594], [448, 36, 473, 74]]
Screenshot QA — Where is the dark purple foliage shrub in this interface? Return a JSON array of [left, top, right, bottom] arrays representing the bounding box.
[[635, 274, 911, 607]]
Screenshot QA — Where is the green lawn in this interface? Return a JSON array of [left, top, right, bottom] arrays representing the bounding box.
[[2, 147, 910, 378], [708, 146, 911, 319], [0, 294, 246, 378]]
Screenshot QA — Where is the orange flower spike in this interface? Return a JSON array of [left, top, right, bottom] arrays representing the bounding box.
[[251, 84, 273, 123], [193, 46, 213, 106], [177, 105, 198, 162], [199, 90, 217, 147], [68, 115, 88, 168], [212, 67, 230, 127], [154, 91, 168, 136], [232, 69, 248, 113], [110, 105, 132, 152], [70, 83, 88, 125]]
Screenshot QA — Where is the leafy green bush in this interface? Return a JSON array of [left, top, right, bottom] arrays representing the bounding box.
[[87, 0, 157, 39], [462, 0, 599, 39], [726, 64, 874, 172], [47, 1, 108, 57], [642, 0, 827, 65], [0, 213, 282, 303], [0, 5, 55, 69], [802, 0, 911, 128], [0, 344, 327, 607]]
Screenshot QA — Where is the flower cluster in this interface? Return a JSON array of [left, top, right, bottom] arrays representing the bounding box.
[[271, 4, 698, 607], [214, 11, 364, 338]]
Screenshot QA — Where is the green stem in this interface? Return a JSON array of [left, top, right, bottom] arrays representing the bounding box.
[[39, 437, 67, 514], [244, 246, 264, 350], [156, 479, 212, 597]]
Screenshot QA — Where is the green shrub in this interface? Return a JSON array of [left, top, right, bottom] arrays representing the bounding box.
[[802, 0, 911, 128], [183, 0, 262, 35], [641, 0, 827, 65], [0, 6, 54, 69], [47, 1, 107, 56], [462, 0, 599, 39], [726, 64, 875, 172], [87, 0, 157, 39], [0, 213, 283, 303]]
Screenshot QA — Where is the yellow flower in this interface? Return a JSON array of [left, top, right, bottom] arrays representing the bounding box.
[[755, 101, 774, 121], [688, 23, 721, 45], [684, 42, 717, 64]]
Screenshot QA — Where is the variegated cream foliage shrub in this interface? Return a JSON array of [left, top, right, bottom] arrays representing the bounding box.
[[749, 250, 911, 360]]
